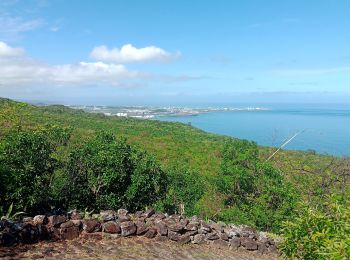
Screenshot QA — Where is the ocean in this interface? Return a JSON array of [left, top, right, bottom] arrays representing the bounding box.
[[156, 104, 350, 157]]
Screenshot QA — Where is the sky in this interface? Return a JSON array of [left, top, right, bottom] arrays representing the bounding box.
[[0, 0, 350, 105]]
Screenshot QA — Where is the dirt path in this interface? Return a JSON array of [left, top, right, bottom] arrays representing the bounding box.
[[0, 237, 277, 260]]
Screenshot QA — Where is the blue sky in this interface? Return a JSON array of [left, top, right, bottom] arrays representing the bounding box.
[[0, 0, 350, 105]]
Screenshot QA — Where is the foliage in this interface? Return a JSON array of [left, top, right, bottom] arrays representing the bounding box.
[[280, 196, 350, 259], [57, 132, 167, 211], [160, 167, 204, 216], [1, 203, 25, 221], [216, 139, 298, 231], [0, 126, 71, 214]]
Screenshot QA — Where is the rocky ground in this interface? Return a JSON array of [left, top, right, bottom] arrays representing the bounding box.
[[0, 236, 277, 260]]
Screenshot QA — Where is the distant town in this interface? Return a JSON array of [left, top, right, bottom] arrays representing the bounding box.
[[68, 105, 269, 119]]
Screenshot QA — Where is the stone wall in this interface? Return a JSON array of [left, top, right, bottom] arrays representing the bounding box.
[[0, 209, 277, 254]]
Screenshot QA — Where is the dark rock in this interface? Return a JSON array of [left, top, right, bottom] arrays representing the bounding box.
[[213, 239, 229, 248], [61, 226, 79, 240], [100, 210, 116, 222], [83, 219, 101, 233], [178, 234, 191, 245], [258, 242, 268, 254], [241, 237, 258, 250], [118, 214, 131, 223], [220, 232, 229, 241], [193, 234, 205, 244], [155, 221, 168, 236], [120, 221, 136, 236], [48, 215, 66, 227], [144, 228, 157, 238], [143, 208, 155, 218], [37, 225, 50, 240], [230, 237, 241, 249], [206, 233, 220, 240], [0, 232, 16, 246], [60, 221, 74, 229], [102, 221, 120, 234], [168, 223, 184, 232], [168, 230, 180, 241], [33, 215, 48, 225], [135, 221, 148, 235]]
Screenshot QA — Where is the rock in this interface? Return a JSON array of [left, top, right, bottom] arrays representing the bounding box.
[[206, 233, 220, 240], [68, 209, 82, 220], [193, 234, 206, 244], [241, 226, 257, 239], [71, 220, 82, 228], [100, 210, 116, 222], [268, 244, 278, 253], [120, 221, 136, 236], [48, 215, 66, 227], [135, 211, 144, 218], [241, 237, 258, 250], [220, 232, 229, 241], [186, 222, 199, 231], [83, 219, 101, 233], [144, 228, 157, 238], [213, 239, 229, 248], [155, 235, 168, 242], [230, 237, 241, 249], [185, 230, 198, 236], [155, 221, 168, 236], [143, 208, 155, 218], [154, 213, 166, 220], [200, 221, 212, 233], [168, 223, 184, 232], [0, 232, 16, 246], [118, 214, 131, 223], [168, 230, 180, 241], [178, 234, 191, 245], [258, 242, 268, 254], [60, 221, 74, 229], [117, 209, 128, 215], [135, 221, 148, 235], [61, 226, 79, 240], [33, 215, 48, 225], [37, 225, 50, 240], [23, 217, 33, 223], [102, 221, 120, 234]]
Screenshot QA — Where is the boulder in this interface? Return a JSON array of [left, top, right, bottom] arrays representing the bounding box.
[[102, 221, 120, 234], [23, 217, 33, 223], [230, 237, 241, 249], [168, 223, 184, 232], [143, 208, 155, 218], [206, 233, 220, 240], [48, 215, 66, 227], [240, 237, 258, 250], [178, 234, 191, 245], [117, 209, 128, 215], [144, 228, 157, 238], [135, 221, 148, 235], [100, 210, 116, 222], [61, 225, 79, 240], [220, 232, 229, 241], [213, 239, 229, 248], [60, 221, 74, 229], [83, 219, 101, 233], [168, 230, 180, 241], [33, 215, 48, 225], [120, 221, 136, 236], [193, 234, 206, 244], [118, 214, 131, 223], [155, 221, 168, 236]]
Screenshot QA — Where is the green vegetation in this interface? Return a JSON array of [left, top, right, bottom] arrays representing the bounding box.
[[0, 97, 349, 257]]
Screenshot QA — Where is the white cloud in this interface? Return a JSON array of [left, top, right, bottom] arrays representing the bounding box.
[[0, 16, 42, 41], [0, 41, 146, 87], [90, 44, 180, 63], [0, 41, 24, 57]]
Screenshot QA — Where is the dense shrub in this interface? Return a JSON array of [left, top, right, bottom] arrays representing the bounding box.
[[57, 132, 167, 211], [160, 167, 205, 216], [216, 139, 298, 231], [280, 196, 350, 259], [0, 126, 70, 214]]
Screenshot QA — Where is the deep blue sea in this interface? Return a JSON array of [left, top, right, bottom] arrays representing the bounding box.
[[157, 104, 350, 157]]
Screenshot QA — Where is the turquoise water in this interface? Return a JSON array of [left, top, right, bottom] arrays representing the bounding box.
[[157, 105, 350, 156]]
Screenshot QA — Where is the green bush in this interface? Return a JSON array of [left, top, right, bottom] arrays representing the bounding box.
[[280, 196, 350, 259], [217, 139, 298, 231], [0, 126, 70, 214], [58, 132, 167, 211]]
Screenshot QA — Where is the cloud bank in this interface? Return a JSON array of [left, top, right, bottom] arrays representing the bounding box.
[[0, 41, 147, 87], [90, 44, 180, 63]]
